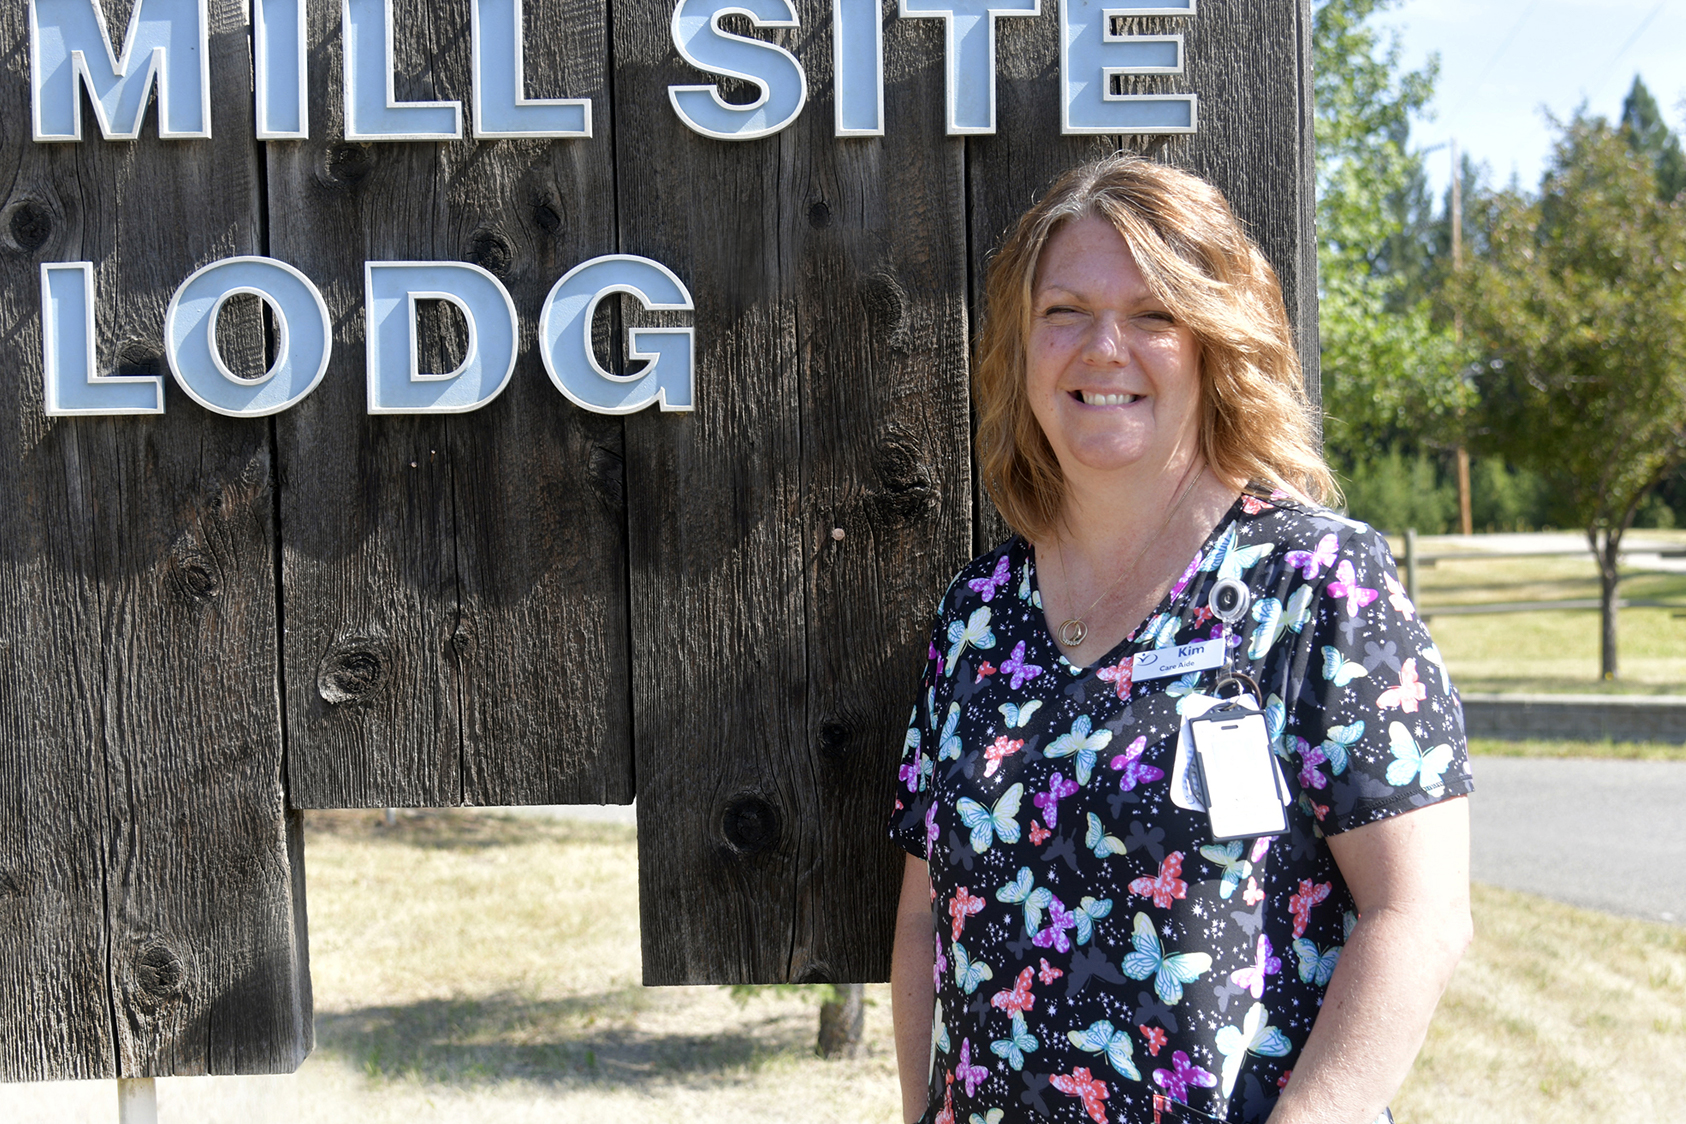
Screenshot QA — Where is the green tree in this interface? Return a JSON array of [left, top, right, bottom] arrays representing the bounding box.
[[1313, 0, 1472, 470], [1459, 115, 1686, 678], [1620, 76, 1686, 201]]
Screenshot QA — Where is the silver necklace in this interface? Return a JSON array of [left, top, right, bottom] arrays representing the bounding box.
[[1054, 465, 1204, 648]]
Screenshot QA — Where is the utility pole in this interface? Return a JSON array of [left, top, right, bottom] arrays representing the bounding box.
[[1451, 139, 1473, 536]]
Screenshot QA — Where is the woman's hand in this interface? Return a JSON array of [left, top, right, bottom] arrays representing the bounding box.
[[1269, 796, 1473, 1123], [891, 855, 936, 1124]]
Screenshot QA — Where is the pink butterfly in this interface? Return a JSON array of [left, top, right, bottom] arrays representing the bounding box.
[[984, 735, 1024, 778], [1096, 659, 1133, 700], [1034, 772, 1080, 829], [1038, 957, 1064, 985], [1229, 934, 1282, 998], [949, 886, 985, 940], [1278, 1069, 1294, 1090], [1289, 879, 1332, 938], [1129, 852, 1188, 909], [1153, 1050, 1217, 1104], [1000, 641, 1043, 689], [1242, 877, 1265, 906], [956, 1038, 990, 1096], [1139, 1024, 1167, 1056], [976, 660, 998, 678], [1033, 896, 1078, 953], [1028, 821, 1051, 845], [991, 966, 1036, 1015], [968, 556, 1012, 602], [1297, 744, 1329, 790], [1327, 559, 1380, 615], [1377, 659, 1426, 713], [1110, 735, 1165, 792], [1250, 837, 1272, 863], [1242, 495, 1275, 514], [1286, 533, 1339, 580], [1051, 1066, 1111, 1124], [1383, 572, 1416, 618]]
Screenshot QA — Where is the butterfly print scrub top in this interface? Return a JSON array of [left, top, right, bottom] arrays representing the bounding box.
[[889, 495, 1473, 1124]]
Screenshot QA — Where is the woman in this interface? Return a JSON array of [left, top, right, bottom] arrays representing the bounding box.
[[888, 156, 1473, 1124]]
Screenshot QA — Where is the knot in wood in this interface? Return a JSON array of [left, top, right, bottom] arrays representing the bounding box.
[[134, 942, 187, 1001], [324, 144, 373, 187], [808, 200, 832, 229], [862, 272, 911, 353], [6, 200, 53, 253], [720, 794, 782, 856], [167, 546, 220, 602], [318, 644, 385, 705], [446, 614, 476, 661], [467, 229, 515, 278], [866, 438, 934, 524], [817, 720, 854, 760], [794, 960, 834, 985], [0, 870, 24, 901], [533, 200, 563, 234]]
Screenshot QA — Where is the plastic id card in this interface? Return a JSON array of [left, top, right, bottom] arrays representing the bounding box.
[[1189, 706, 1290, 841]]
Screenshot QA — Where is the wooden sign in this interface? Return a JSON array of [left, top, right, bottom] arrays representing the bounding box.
[[0, 0, 1315, 1081]]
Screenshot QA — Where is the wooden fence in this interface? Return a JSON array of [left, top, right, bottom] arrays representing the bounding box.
[[0, 0, 1316, 1080]]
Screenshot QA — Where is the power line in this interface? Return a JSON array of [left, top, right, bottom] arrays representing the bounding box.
[[1445, 0, 1543, 119], [1591, 0, 1670, 103]]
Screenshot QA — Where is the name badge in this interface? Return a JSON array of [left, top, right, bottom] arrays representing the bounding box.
[[1132, 637, 1225, 682]]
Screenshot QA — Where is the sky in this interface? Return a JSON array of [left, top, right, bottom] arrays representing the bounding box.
[[1389, 0, 1686, 199]]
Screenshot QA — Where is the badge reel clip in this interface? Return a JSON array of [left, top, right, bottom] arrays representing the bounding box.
[[1186, 577, 1287, 840], [1206, 578, 1259, 706]]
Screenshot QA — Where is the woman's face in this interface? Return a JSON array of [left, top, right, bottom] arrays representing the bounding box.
[[1025, 214, 1203, 483]]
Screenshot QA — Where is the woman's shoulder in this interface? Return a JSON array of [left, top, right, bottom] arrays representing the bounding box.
[[932, 536, 1031, 618], [1237, 492, 1394, 560]]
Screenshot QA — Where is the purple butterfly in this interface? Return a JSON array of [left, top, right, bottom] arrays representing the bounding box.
[[1109, 735, 1165, 793], [1296, 741, 1328, 791], [899, 761, 922, 792], [1168, 553, 1202, 601], [1327, 559, 1380, 615], [1286, 533, 1338, 580], [925, 802, 940, 851], [1153, 1050, 1218, 1103], [957, 1037, 991, 1096], [933, 931, 948, 990], [1249, 836, 1273, 864], [969, 556, 1012, 603], [1034, 772, 1080, 829], [1000, 641, 1044, 690], [1032, 896, 1078, 954], [1229, 934, 1282, 999]]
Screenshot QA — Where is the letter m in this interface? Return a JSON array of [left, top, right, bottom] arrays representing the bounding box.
[[30, 0, 210, 141]]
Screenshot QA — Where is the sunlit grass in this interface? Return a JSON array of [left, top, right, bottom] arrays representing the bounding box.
[[1396, 883, 1686, 1123], [1397, 543, 1686, 695], [1468, 736, 1686, 762]]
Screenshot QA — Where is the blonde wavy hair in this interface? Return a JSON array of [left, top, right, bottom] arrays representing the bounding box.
[[975, 154, 1334, 541]]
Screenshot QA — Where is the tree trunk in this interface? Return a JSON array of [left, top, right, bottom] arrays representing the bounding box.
[[817, 984, 866, 1058], [1592, 528, 1622, 680]]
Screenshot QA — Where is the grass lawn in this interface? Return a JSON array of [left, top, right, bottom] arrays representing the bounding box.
[[7, 809, 1682, 1123], [1404, 545, 1686, 696]]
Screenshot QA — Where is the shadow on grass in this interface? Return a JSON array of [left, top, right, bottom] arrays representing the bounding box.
[[304, 809, 635, 852], [314, 989, 814, 1088]]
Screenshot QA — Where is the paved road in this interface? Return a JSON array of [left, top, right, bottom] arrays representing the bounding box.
[[1469, 756, 1686, 926]]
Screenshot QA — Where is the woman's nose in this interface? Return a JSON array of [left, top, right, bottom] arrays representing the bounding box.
[[1081, 315, 1128, 362]]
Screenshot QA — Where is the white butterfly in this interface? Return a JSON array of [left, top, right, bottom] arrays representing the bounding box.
[[1214, 1002, 1291, 1096], [1385, 722, 1453, 791]]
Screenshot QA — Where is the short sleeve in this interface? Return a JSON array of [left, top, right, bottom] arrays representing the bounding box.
[[1285, 523, 1474, 835], [888, 613, 945, 859]]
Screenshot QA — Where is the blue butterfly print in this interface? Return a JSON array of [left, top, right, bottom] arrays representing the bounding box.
[[996, 866, 1054, 933], [946, 607, 996, 675], [939, 702, 963, 761], [1120, 912, 1212, 1005], [1319, 721, 1363, 776], [1066, 1019, 1141, 1080], [1200, 525, 1276, 582], [956, 784, 1023, 852], [1044, 715, 1114, 786], [1292, 938, 1341, 986], [990, 1011, 1038, 1070]]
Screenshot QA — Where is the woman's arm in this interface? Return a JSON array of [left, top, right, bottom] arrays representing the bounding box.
[[891, 855, 936, 1124], [1269, 796, 1473, 1124]]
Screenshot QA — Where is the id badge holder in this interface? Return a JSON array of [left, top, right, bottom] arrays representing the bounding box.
[[1187, 699, 1289, 841]]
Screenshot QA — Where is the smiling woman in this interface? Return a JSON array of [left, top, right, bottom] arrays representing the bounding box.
[[887, 156, 1475, 1124]]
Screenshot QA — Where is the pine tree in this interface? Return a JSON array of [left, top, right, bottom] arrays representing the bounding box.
[[1620, 76, 1686, 201]]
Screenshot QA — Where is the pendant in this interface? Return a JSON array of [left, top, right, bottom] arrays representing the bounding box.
[[1058, 618, 1087, 647]]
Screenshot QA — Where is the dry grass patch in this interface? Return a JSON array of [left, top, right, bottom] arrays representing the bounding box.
[[1467, 736, 1686, 761], [1396, 883, 1686, 1123]]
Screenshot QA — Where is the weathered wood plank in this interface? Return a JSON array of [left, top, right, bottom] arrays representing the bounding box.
[[0, 0, 309, 1079], [274, 0, 632, 808], [617, 0, 973, 984]]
